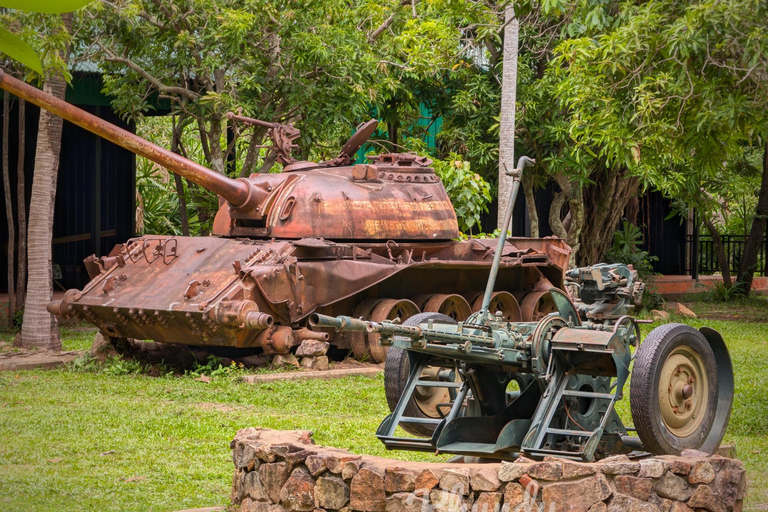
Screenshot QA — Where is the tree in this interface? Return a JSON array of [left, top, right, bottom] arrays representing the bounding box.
[[497, 5, 519, 228], [552, 0, 768, 285], [1, 0, 90, 342], [19, 12, 74, 349]]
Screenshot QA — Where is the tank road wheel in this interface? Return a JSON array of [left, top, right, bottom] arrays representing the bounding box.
[[350, 298, 419, 363], [385, 312, 458, 437], [520, 290, 558, 321], [630, 323, 731, 455], [413, 294, 472, 322], [471, 291, 522, 322]]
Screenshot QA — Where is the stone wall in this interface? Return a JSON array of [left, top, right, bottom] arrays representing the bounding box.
[[230, 429, 747, 512]]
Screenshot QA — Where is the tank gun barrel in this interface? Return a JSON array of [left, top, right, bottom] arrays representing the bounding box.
[[0, 69, 253, 209]]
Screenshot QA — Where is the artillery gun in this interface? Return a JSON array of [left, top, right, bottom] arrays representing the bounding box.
[[311, 158, 734, 461], [1, 71, 572, 374]]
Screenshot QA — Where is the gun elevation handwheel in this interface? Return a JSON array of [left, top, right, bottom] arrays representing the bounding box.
[[630, 323, 732, 455]]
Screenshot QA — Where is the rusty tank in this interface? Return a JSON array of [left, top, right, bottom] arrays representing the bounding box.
[[0, 69, 573, 362]]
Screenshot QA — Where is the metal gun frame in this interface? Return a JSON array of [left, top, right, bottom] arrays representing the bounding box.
[[312, 157, 734, 461]]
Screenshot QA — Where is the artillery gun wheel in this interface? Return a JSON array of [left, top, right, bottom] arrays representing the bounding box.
[[385, 312, 458, 437], [351, 298, 419, 363], [520, 290, 558, 321], [630, 323, 731, 455], [470, 291, 522, 322], [412, 294, 472, 321]]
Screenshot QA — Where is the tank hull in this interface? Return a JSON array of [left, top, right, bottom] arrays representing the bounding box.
[[52, 235, 572, 358]]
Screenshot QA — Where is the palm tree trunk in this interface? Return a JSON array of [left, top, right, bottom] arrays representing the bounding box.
[[497, 5, 519, 229], [20, 13, 72, 350]]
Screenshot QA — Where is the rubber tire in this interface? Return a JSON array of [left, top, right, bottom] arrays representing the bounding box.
[[384, 312, 457, 437], [630, 323, 719, 455]]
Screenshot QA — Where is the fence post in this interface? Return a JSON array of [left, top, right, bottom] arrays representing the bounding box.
[[691, 210, 699, 280]]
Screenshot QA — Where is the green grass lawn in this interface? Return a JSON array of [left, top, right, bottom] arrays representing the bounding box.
[[1, 301, 766, 512]]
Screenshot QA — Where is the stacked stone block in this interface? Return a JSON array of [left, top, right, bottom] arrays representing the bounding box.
[[296, 340, 330, 371], [231, 429, 747, 512]]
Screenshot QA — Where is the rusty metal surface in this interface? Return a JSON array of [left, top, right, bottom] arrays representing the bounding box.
[[50, 235, 572, 348]]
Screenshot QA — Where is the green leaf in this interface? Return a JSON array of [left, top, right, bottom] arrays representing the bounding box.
[[0, 25, 42, 74], [0, 0, 92, 13]]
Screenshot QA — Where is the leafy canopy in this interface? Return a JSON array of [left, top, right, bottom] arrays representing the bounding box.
[[0, 0, 91, 73]]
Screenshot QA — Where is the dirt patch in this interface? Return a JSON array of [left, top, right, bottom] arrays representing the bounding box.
[[240, 364, 383, 384], [682, 298, 768, 323]]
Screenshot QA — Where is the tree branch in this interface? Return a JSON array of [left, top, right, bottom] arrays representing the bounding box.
[[98, 45, 201, 101], [369, 0, 411, 42]]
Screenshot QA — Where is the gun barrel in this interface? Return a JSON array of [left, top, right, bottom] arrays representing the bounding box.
[[308, 313, 369, 332], [0, 70, 252, 208], [365, 321, 421, 339]]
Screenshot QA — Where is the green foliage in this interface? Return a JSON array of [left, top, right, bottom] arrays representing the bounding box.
[[134, 117, 214, 235], [2, 0, 91, 13], [704, 281, 750, 303], [640, 289, 665, 312], [101, 356, 146, 376], [135, 163, 184, 235], [433, 156, 492, 234], [65, 352, 101, 373], [552, 0, 768, 210], [186, 355, 247, 379], [66, 353, 148, 376], [11, 306, 23, 330], [0, 0, 91, 74], [605, 222, 658, 277], [0, 24, 42, 73]]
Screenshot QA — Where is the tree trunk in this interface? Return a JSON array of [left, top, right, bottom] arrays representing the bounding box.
[[549, 173, 585, 265], [20, 13, 73, 350], [2, 91, 14, 327], [703, 217, 731, 287], [576, 168, 639, 266], [735, 141, 768, 294], [497, 5, 519, 229], [16, 98, 26, 312], [522, 172, 538, 237], [244, 126, 268, 175], [171, 116, 189, 236]]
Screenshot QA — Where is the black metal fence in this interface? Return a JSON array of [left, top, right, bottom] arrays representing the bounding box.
[[686, 234, 768, 278]]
